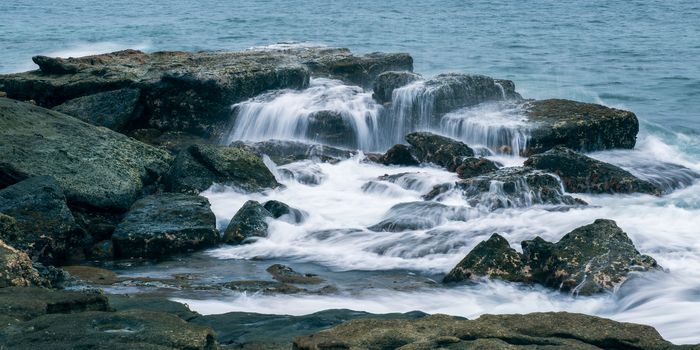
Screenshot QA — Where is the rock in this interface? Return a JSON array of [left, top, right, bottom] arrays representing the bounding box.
[[524, 99, 639, 155], [434, 167, 584, 209], [0, 287, 109, 321], [278, 160, 327, 186], [0, 309, 219, 350], [456, 157, 499, 179], [443, 233, 528, 283], [372, 71, 422, 103], [263, 200, 306, 223], [62, 265, 120, 285], [52, 88, 141, 131], [111, 193, 219, 259], [130, 129, 212, 153], [524, 146, 661, 195], [307, 110, 357, 148], [266, 264, 323, 284], [222, 280, 303, 294], [405, 132, 475, 171], [368, 201, 466, 232], [293, 312, 686, 350], [0, 176, 84, 264], [0, 98, 173, 211], [376, 144, 419, 166], [0, 240, 44, 288], [108, 294, 200, 321], [232, 140, 356, 165], [223, 200, 272, 244], [190, 309, 426, 350], [32, 262, 73, 289], [89, 240, 114, 260], [164, 144, 279, 194]]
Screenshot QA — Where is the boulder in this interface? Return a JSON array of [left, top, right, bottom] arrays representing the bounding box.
[[111, 193, 219, 259], [266, 264, 323, 284], [444, 220, 661, 295], [443, 233, 528, 283], [108, 294, 200, 321], [52, 88, 141, 131], [223, 200, 272, 244], [293, 312, 686, 350], [376, 144, 419, 166], [221, 280, 303, 294], [0, 176, 84, 263], [306, 110, 357, 148], [372, 71, 422, 103], [232, 140, 356, 165], [0, 98, 173, 211], [456, 157, 500, 179], [524, 99, 639, 155], [164, 144, 279, 194], [524, 146, 661, 195], [405, 132, 474, 171], [0, 287, 109, 321], [263, 200, 306, 223], [0, 240, 44, 288]]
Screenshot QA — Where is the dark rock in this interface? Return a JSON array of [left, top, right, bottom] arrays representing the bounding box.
[[89, 240, 114, 260], [0, 309, 219, 350], [108, 294, 200, 321], [0, 287, 109, 321], [222, 280, 303, 294], [376, 144, 419, 166], [0, 98, 173, 211], [293, 312, 686, 350], [164, 144, 279, 194], [263, 200, 306, 223], [0, 176, 84, 264], [223, 200, 272, 244], [33, 262, 74, 289], [525, 146, 661, 195], [62, 265, 120, 285], [372, 71, 422, 103], [456, 157, 499, 179], [405, 132, 474, 171], [190, 309, 426, 350], [524, 99, 639, 155], [0, 239, 44, 288], [112, 193, 219, 259], [52, 88, 141, 131], [443, 233, 528, 283], [306, 110, 357, 148], [232, 140, 356, 165], [266, 264, 323, 284]]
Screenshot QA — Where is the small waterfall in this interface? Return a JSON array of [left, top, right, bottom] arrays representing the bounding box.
[[387, 81, 436, 142]]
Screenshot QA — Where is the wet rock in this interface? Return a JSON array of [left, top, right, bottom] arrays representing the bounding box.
[[112, 193, 219, 259], [223, 200, 272, 244], [368, 201, 466, 232], [293, 312, 684, 350], [190, 309, 426, 350], [0, 176, 84, 264], [456, 157, 499, 179], [164, 143, 279, 194], [33, 262, 74, 289], [0, 239, 44, 288], [376, 144, 419, 166], [0, 287, 109, 321], [52, 88, 141, 131], [62, 265, 120, 285], [0, 309, 219, 350], [0, 98, 173, 211], [307, 110, 357, 148], [525, 146, 661, 195], [278, 160, 327, 186], [524, 99, 639, 154], [263, 200, 306, 223], [232, 140, 356, 165], [405, 132, 475, 171], [266, 264, 323, 284], [372, 71, 422, 103], [130, 129, 212, 153], [108, 294, 200, 321], [89, 240, 114, 260], [443, 234, 528, 283], [222, 280, 303, 294]]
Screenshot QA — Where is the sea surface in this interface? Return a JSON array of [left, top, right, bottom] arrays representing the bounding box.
[[2, 0, 700, 344]]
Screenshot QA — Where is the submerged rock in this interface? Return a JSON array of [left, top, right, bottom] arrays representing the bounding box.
[[266, 264, 324, 284], [293, 312, 685, 350], [456, 157, 500, 179], [524, 99, 639, 154], [0, 98, 172, 211], [111, 193, 219, 259], [232, 139, 356, 165], [223, 200, 272, 244], [372, 71, 422, 103], [0, 287, 109, 321], [164, 143, 279, 194], [444, 219, 661, 295], [0, 176, 84, 264], [52, 88, 141, 131], [405, 132, 474, 171], [525, 146, 661, 195], [0, 240, 44, 288], [368, 201, 466, 232], [277, 160, 327, 186], [376, 144, 420, 166]]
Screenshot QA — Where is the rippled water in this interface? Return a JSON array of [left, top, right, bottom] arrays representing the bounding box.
[[3, 0, 700, 344]]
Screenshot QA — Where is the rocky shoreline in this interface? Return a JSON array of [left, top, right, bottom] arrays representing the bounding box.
[[0, 46, 698, 349]]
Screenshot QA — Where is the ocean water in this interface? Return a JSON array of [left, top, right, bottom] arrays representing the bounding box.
[[3, 0, 700, 344]]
